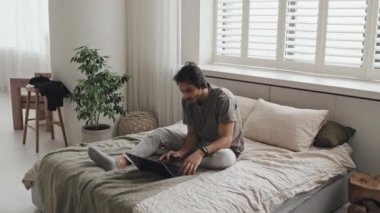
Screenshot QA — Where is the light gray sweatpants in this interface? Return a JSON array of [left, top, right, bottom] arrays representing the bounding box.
[[126, 123, 237, 170]]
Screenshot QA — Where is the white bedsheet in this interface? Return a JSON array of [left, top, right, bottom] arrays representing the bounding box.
[[134, 139, 356, 213]]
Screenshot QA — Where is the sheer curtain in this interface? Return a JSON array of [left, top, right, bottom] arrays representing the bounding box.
[[126, 0, 182, 126], [0, 0, 51, 91]]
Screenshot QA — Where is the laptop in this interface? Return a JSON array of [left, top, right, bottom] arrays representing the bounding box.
[[125, 153, 182, 178]]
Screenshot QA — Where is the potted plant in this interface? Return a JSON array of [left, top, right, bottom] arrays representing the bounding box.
[[70, 45, 129, 142]]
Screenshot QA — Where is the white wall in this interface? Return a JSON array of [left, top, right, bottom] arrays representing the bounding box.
[[181, 0, 214, 64], [49, 0, 127, 144], [181, 0, 200, 64]]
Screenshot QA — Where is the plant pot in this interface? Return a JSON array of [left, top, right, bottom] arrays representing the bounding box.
[[81, 124, 112, 143]]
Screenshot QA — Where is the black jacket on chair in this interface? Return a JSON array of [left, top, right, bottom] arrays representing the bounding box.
[[29, 76, 71, 111]]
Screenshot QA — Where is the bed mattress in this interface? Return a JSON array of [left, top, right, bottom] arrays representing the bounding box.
[[274, 172, 351, 213], [31, 171, 352, 213], [28, 129, 356, 213]]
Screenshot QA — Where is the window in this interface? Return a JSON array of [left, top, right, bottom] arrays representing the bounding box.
[[374, 1, 380, 69], [324, 0, 367, 67], [216, 0, 243, 57], [248, 0, 279, 59], [214, 0, 380, 80], [284, 0, 319, 63], [0, 0, 50, 91]]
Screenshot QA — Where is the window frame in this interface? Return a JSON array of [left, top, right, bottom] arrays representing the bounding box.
[[213, 0, 380, 80]]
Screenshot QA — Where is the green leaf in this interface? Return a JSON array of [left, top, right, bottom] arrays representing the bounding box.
[[70, 45, 131, 127]]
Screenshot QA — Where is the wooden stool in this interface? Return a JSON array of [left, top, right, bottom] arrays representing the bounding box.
[[348, 172, 380, 213], [10, 73, 52, 130], [22, 85, 68, 153]]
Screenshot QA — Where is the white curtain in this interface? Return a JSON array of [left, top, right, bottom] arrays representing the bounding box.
[[0, 0, 51, 91], [126, 0, 182, 126]]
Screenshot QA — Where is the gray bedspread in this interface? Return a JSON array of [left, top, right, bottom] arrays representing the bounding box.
[[36, 135, 193, 213], [28, 130, 356, 213]]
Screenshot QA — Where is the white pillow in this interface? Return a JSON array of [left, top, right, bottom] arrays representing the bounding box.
[[243, 99, 328, 151], [235, 96, 258, 125]]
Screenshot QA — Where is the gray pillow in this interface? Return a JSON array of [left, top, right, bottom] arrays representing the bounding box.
[[314, 121, 356, 148]]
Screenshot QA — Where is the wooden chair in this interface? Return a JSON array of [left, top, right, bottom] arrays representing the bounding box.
[[22, 84, 68, 153], [10, 73, 52, 130]]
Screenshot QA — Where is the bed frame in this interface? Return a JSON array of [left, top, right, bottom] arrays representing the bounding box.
[[31, 76, 367, 212], [31, 171, 351, 212], [277, 173, 351, 213]]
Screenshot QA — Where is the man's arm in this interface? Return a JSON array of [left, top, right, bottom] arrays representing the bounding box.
[[159, 125, 198, 161], [202, 122, 234, 155], [182, 122, 235, 175], [177, 125, 198, 156]]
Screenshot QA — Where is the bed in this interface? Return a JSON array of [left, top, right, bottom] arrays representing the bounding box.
[[23, 96, 356, 213]]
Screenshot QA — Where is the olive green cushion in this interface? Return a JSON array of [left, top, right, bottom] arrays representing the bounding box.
[[314, 121, 356, 148]]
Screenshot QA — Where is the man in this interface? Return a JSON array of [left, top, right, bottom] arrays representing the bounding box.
[[88, 62, 244, 175]]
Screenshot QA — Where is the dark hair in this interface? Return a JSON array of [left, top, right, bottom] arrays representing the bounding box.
[[173, 61, 207, 88]]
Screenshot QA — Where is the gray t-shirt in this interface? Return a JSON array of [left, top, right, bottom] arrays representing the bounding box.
[[182, 83, 244, 155]]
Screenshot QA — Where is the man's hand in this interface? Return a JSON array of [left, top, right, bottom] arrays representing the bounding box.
[[159, 150, 185, 162], [181, 150, 204, 175]]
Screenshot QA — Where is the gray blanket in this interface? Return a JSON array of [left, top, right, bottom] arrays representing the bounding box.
[[36, 135, 193, 213]]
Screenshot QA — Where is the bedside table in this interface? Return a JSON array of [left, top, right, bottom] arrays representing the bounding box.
[[348, 172, 380, 213]]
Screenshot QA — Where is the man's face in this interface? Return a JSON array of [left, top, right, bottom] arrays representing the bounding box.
[[177, 82, 203, 103]]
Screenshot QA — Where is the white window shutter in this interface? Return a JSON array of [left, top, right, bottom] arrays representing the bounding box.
[[248, 0, 279, 59], [284, 0, 319, 63], [216, 0, 243, 57], [325, 0, 367, 67], [374, 1, 380, 69]]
